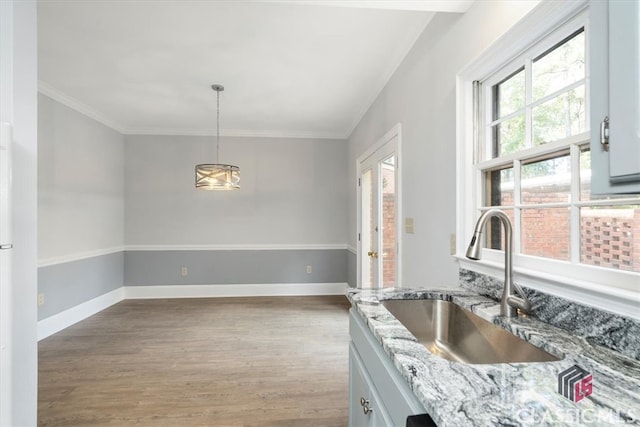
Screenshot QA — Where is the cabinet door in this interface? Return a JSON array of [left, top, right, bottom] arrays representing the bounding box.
[[349, 344, 392, 427], [590, 0, 640, 193], [608, 0, 640, 184]]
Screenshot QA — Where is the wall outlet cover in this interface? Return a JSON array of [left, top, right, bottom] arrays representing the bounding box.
[[405, 217, 415, 234]]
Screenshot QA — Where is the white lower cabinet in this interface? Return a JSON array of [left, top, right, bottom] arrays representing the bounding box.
[[349, 309, 428, 427]]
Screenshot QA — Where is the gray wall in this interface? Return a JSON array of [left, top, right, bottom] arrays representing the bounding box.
[[37, 93, 125, 322], [347, 250, 356, 287], [121, 134, 350, 295], [347, 1, 537, 287], [125, 249, 346, 286], [125, 134, 348, 246], [38, 252, 124, 320], [38, 93, 125, 261]]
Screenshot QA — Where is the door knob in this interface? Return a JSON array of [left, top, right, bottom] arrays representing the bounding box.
[[367, 251, 378, 258]]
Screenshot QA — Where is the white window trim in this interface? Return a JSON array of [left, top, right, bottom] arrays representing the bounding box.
[[455, 0, 640, 321]]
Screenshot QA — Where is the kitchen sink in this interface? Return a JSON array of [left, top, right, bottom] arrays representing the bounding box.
[[382, 299, 561, 364]]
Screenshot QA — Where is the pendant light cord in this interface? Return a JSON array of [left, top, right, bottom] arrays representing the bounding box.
[[216, 88, 220, 164]]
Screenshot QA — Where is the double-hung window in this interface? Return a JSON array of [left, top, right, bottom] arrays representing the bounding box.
[[457, 4, 639, 313]]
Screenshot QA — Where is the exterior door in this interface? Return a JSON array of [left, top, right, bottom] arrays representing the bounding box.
[[357, 127, 400, 289]]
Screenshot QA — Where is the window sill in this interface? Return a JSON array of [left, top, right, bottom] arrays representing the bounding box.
[[454, 255, 640, 321]]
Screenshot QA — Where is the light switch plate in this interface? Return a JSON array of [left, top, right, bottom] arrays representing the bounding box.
[[405, 217, 415, 234]]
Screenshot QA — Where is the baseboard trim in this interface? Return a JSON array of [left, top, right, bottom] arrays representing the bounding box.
[[37, 287, 125, 341], [125, 283, 349, 299], [38, 283, 348, 340]]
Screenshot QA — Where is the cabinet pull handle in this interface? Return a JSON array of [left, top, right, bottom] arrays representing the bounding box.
[[359, 397, 373, 414], [600, 116, 609, 151]]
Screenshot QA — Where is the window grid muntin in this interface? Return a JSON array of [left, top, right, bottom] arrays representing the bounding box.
[[492, 67, 525, 121], [570, 143, 582, 263], [479, 135, 640, 270], [531, 28, 586, 102], [480, 14, 589, 162], [533, 28, 585, 64], [524, 57, 533, 154], [487, 32, 587, 160], [489, 78, 587, 130]]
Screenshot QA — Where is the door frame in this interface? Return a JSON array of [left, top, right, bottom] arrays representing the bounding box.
[[356, 123, 402, 288]]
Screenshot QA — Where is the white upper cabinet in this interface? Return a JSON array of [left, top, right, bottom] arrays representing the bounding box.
[[590, 0, 640, 194]]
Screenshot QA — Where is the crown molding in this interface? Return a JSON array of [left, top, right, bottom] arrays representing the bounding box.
[[269, 1, 473, 13], [38, 81, 127, 133], [123, 127, 348, 140], [39, 82, 348, 140]]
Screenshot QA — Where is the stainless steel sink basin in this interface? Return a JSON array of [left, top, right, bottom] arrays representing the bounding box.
[[382, 299, 560, 364]]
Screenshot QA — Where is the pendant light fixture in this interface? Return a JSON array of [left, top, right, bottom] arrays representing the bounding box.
[[195, 84, 240, 190]]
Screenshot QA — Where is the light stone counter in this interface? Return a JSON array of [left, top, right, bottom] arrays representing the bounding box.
[[348, 288, 640, 426]]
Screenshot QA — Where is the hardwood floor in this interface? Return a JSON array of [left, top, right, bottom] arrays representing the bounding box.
[[38, 296, 351, 427]]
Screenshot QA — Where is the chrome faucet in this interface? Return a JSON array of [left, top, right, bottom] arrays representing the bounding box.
[[465, 209, 531, 318]]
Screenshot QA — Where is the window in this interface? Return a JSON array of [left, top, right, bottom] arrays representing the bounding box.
[[457, 4, 639, 306], [479, 20, 640, 274]]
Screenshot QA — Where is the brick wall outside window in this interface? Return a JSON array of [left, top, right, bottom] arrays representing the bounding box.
[[499, 183, 640, 271]]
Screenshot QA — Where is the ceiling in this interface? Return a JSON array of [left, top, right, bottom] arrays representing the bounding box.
[[37, 0, 473, 139]]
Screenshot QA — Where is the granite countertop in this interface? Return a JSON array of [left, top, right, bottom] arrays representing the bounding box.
[[348, 287, 640, 426]]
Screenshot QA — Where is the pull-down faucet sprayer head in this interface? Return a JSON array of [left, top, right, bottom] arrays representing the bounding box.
[[465, 231, 483, 261]]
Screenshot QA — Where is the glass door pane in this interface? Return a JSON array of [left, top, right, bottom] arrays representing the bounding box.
[[360, 169, 376, 288], [358, 131, 399, 289], [380, 155, 396, 288]]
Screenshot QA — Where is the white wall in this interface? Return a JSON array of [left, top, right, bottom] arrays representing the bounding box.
[[348, 1, 538, 287], [125, 135, 348, 247], [38, 94, 125, 263], [0, 1, 38, 424]]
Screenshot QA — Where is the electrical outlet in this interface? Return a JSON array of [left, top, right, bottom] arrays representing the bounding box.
[[181, 267, 188, 277], [306, 265, 312, 274], [450, 233, 456, 255], [38, 293, 45, 306]]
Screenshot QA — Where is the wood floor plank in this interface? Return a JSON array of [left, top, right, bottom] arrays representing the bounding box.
[[38, 296, 351, 427]]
